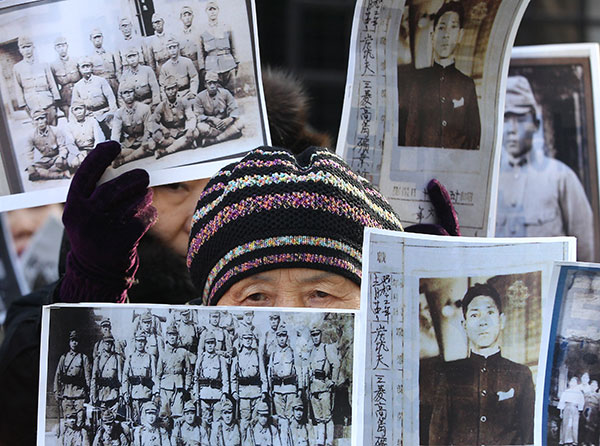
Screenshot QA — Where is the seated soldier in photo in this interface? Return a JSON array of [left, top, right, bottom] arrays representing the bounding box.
[[193, 71, 243, 147], [65, 100, 105, 171], [119, 46, 161, 109], [110, 80, 153, 168], [25, 108, 76, 181], [148, 75, 197, 159]]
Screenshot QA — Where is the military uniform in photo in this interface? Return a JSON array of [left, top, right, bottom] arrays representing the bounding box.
[[91, 335, 122, 411], [209, 399, 241, 446], [92, 410, 128, 446], [122, 331, 157, 424], [138, 312, 165, 360], [155, 324, 193, 418], [267, 324, 303, 420], [132, 402, 170, 446], [194, 331, 229, 429], [54, 330, 91, 426], [13, 36, 60, 124], [71, 58, 117, 121], [198, 314, 232, 357], [193, 71, 243, 145], [178, 6, 202, 73], [159, 36, 199, 99], [245, 402, 283, 446], [171, 400, 210, 446], [50, 37, 81, 119], [60, 411, 91, 446], [146, 15, 170, 76], [283, 396, 311, 446], [198, 16, 238, 92], [176, 309, 202, 368], [120, 46, 161, 107], [90, 29, 119, 95], [231, 325, 267, 434], [66, 102, 105, 152], [115, 17, 147, 76]]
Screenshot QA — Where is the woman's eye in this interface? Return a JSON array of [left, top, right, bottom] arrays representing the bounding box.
[[243, 293, 269, 305], [314, 290, 331, 299], [165, 182, 189, 192]]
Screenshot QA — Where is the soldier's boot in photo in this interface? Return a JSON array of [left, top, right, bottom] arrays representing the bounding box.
[[26, 165, 42, 181], [214, 123, 243, 144], [156, 133, 194, 159], [197, 124, 220, 147], [37, 168, 71, 180]]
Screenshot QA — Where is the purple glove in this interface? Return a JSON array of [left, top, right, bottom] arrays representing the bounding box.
[[405, 179, 461, 236], [60, 141, 157, 303]]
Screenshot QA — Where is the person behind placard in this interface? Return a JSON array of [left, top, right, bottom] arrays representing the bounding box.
[[13, 35, 60, 126], [50, 36, 81, 121], [429, 283, 534, 445], [89, 28, 119, 96], [25, 108, 75, 181], [110, 80, 153, 168], [496, 75, 595, 261], [192, 70, 243, 147], [65, 100, 105, 170], [402, 1, 481, 150], [198, 1, 238, 93]]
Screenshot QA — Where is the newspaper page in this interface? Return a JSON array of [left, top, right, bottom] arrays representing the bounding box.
[[496, 44, 600, 263], [337, 0, 530, 236], [0, 0, 269, 212], [540, 262, 600, 446], [37, 304, 360, 446], [360, 229, 575, 445]]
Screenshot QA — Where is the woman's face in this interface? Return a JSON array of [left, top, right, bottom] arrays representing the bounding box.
[[217, 268, 360, 309], [151, 179, 209, 258]]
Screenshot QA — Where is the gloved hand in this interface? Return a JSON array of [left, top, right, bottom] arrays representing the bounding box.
[[405, 179, 461, 236], [59, 141, 157, 303]]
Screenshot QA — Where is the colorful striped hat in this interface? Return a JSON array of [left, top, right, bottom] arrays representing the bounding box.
[[187, 146, 403, 305]]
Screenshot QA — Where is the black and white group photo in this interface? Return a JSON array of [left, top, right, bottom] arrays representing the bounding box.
[[0, 0, 267, 198], [418, 272, 542, 445], [40, 305, 355, 446]]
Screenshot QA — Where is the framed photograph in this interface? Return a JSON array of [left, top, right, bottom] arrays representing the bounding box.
[[0, 0, 269, 212], [337, 0, 530, 236], [541, 262, 600, 446], [38, 304, 359, 445], [495, 44, 600, 262], [359, 229, 575, 445]]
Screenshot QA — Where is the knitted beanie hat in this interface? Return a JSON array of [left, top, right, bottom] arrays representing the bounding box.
[[187, 146, 403, 305]]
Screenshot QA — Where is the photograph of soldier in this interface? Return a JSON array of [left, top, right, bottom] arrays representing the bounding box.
[[192, 71, 243, 147], [50, 36, 81, 120], [148, 75, 197, 159], [71, 56, 117, 137], [146, 13, 170, 77], [13, 35, 60, 125], [42, 307, 355, 445], [496, 72, 595, 262], [198, 1, 238, 93], [159, 35, 199, 101], [64, 101, 105, 170], [25, 109, 75, 181], [172, 400, 209, 446], [122, 331, 157, 425], [92, 317, 127, 369], [176, 308, 202, 369], [115, 17, 148, 76], [543, 267, 600, 446], [119, 46, 161, 108], [89, 28, 119, 96], [110, 81, 153, 168], [398, 1, 481, 150], [419, 273, 540, 445], [177, 6, 202, 76], [61, 410, 91, 446], [0, 0, 266, 197], [53, 330, 91, 430]]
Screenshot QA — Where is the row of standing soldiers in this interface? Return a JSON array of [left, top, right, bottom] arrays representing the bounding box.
[[53, 310, 347, 445]]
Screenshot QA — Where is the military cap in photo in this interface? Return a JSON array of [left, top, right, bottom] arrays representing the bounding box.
[[166, 324, 178, 335], [310, 323, 322, 335], [166, 35, 180, 47], [238, 325, 254, 339], [18, 36, 33, 48], [162, 75, 178, 89], [291, 396, 304, 409], [276, 323, 288, 335], [204, 331, 217, 342], [69, 330, 79, 340], [100, 318, 111, 327], [183, 401, 196, 413], [181, 308, 191, 316], [89, 28, 103, 38], [180, 5, 194, 15], [119, 17, 132, 25], [505, 75, 541, 118], [134, 331, 147, 342], [78, 56, 93, 67], [151, 13, 164, 22], [141, 311, 153, 322], [118, 79, 136, 95], [124, 46, 140, 57], [70, 100, 86, 110], [54, 36, 67, 45], [257, 401, 270, 414], [65, 410, 78, 419], [187, 146, 404, 305], [269, 314, 280, 320], [102, 410, 115, 423], [31, 109, 46, 120], [221, 399, 234, 412], [209, 309, 220, 316], [204, 71, 219, 83], [142, 401, 158, 414], [206, 1, 219, 10]]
